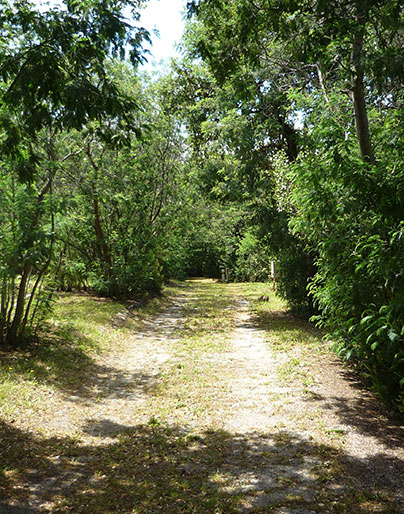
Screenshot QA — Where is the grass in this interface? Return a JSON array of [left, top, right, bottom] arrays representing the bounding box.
[[277, 357, 302, 381], [236, 282, 326, 356], [142, 279, 239, 428], [1, 419, 397, 514], [0, 286, 176, 422]]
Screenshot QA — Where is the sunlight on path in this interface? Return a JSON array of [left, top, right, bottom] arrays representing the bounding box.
[[0, 280, 403, 513], [74, 294, 191, 444], [222, 298, 288, 433]]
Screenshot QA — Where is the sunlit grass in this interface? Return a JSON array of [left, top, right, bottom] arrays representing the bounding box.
[[143, 279, 238, 426], [236, 282, 326, 355], [0, 284, 183, 420]]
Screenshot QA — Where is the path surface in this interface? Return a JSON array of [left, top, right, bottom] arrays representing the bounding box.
[[0, 280, 403, 513], [211, 296, 404, 512]]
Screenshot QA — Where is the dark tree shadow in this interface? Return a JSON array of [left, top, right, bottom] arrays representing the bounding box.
[[0, 420, 402, 514], [249, 302, 404, 450], [80, 419, 133, 438], [0, 293, 185, 401], [0, 335, 163, 402], [251, 308, 322, 339], [303, 381, 404, 450]]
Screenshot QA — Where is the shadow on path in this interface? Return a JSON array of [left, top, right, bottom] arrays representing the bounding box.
[[250, 306, 404, 451], [0, 419, 402, 513]]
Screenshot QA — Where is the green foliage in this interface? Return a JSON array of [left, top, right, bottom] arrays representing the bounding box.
[[180, 10, 313, 308], [0, 0, 149, 181], [289, 93, 404, 410], [233, 231, 269, 282], [186, 0, 404, 409], [0, 163, 56, 345], [92, 250, 163, 299], [0, 0, 148, 347]]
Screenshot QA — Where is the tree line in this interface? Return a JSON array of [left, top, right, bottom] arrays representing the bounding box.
[[0, 0, 266, 349], [1, 0, 403, 411]]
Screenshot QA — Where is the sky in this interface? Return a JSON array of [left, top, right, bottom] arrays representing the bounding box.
[[34, 0, 188, 72], [137, 0, 187, 72]]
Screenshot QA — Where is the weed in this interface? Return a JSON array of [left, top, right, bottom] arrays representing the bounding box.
[[277, 357, 301, 381]]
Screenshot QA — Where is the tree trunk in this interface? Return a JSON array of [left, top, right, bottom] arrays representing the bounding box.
[[351, 1, 375, 164], [6, 177, 52, 348], [93, 190, 112, 274], [7, 263, 32, 348], [86, 145, 112, 276], [0, 278, 8, 345]]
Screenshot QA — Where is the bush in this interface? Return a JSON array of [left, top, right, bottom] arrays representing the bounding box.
[[289, 110, 404, 410]]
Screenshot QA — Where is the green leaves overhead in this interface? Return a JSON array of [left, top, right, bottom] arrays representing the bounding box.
[[0, 0, 150, 180], [185, 0, 404, 409]]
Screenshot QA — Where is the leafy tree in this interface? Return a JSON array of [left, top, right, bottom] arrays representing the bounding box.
[[0, 0, 149, 347], [51, 67, 191, 298], [180, 9, 315, 310], [168, 59, 275, 281], [186, 0, 404, 408]]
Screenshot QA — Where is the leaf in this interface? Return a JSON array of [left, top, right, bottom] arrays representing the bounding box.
[[388, 329, 400, 343], [376, 325, 388, 336], [347, 324, 357, 335], [360, 315, 374, 325]]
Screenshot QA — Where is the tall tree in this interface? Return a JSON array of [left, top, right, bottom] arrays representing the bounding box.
[[186, 0, 404, 408]]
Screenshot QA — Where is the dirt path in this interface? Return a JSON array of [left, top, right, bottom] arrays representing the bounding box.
[[0, 280, 403, 513], [219, 298, 278, 433], [212, 295, 404, 512], [70, 294, 190, 444]]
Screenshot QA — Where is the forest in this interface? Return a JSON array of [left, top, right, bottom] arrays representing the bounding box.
[[0, 0, 404, 417]]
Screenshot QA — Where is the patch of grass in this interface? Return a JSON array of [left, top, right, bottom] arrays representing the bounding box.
[[301, 371, 316, 387], [0, 285, 185, 420], [139, 280, 238, 426], [178, 333, 225, 353], [234, 282, 283, 306], [179, 283, 235, 339], [0, 373, 50, 420], [314, 487, 401, 513], [235, 283, 326, 356], [277, 357, 301, 382], [53, 292, 127, 325], [0, 296, 113, 418]]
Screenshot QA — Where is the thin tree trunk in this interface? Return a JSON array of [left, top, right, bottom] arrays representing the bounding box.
[[7, 263, 32, 347], [351, 1, 375, 164], [20, 187, 55, 335], [0, 278, 7, 345], [316, 62, 329, 104], [6, 177, 52, 348], [6, 277, 15, 327], [86, 146, 112, 275], [93, 191, 112, 271]]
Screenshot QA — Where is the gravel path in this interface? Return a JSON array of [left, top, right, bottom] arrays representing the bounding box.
[[0, 281, 403, 513], [212, 297, 404, 513]]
